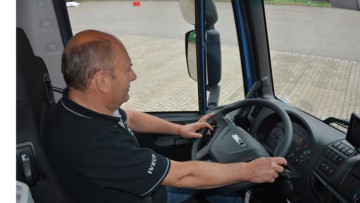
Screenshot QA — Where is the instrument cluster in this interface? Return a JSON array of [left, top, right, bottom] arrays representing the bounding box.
[[268, 123, 312, 167]]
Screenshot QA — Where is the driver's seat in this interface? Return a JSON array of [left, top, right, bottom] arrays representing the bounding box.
[[16, 27, 74, 203]]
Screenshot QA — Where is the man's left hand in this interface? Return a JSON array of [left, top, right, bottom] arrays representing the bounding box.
[[178, 113, 215, 139]]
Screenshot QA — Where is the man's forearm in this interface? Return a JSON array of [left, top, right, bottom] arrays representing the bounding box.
[[163, 157, 286, 189], [163, 160, 250, 189], [125, 110, 181, 135]]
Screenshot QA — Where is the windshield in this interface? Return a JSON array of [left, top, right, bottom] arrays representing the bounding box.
[[67, 1, 244, 112], [264, 1, 360, 130]]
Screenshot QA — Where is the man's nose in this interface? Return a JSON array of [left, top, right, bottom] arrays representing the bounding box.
[[130, 69, 137, 81]]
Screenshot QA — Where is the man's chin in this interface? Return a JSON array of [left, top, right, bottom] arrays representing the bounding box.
[[124, 94, 130, 103]]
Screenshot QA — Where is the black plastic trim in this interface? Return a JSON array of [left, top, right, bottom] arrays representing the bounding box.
[[52, 0, 73, 46]]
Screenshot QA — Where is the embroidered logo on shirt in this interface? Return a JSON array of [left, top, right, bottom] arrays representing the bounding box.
[[117, 117, 135, 137], [147, 154, 157, 174], [127, 127, 135, 137]]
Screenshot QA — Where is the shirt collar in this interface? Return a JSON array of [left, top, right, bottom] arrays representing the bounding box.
[[61, 88, 123, 126]]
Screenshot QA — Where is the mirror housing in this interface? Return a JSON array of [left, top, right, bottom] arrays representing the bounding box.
[[185, 30, 221, 108], [179, 0, 218, 27], [185, 30, 222, 87]]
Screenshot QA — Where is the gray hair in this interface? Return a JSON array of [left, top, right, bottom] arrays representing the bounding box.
[[61, 38, 115, 90]]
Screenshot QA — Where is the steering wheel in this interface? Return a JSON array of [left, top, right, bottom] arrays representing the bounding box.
[[192, 98, 293, 191]]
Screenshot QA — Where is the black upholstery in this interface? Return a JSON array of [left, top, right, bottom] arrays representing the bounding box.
[[16, 27, 72, 203]]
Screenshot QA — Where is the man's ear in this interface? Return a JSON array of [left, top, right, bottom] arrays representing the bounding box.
[[94, 70, 108, 93]]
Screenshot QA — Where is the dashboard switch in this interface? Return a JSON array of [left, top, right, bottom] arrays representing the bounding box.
[[346, 149, 355, 156], [320, 161, 335, 177]]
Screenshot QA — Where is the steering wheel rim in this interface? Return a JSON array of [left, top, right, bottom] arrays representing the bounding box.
[[191, 98, 293, 191]]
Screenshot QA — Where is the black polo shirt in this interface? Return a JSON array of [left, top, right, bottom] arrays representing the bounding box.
[[46, 91, 170, 203]]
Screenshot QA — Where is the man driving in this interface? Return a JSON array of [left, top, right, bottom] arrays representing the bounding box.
[[46, 29, 287, 203]]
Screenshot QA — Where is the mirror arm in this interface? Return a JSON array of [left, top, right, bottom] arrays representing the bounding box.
[[207, 85, 220, 108], [245, 76, 269, 99]]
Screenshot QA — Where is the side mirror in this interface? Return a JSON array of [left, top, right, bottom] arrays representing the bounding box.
[[185, 31, 198, 82], [329, 0, 360, 11], [185, 30, 221, 108], [185, 30, 221, 87], [180, 0, 222, 108]]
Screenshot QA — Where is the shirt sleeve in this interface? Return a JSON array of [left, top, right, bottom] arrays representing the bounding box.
[[83, 127, 171, 197]]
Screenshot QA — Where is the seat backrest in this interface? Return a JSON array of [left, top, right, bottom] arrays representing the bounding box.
[[16, 27, 73, 203]]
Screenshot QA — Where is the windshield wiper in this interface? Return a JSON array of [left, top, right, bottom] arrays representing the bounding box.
[[323, 117, 350, 129]]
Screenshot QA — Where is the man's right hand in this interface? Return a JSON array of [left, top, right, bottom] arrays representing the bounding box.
[[246, 157, 287, 183]]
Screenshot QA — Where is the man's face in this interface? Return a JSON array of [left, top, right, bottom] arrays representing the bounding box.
[[107, 42, 137, 108]]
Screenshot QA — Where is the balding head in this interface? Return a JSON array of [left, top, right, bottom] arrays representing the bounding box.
[[61, 30, 127, 91]]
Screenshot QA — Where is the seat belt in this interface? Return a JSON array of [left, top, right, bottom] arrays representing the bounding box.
[[143, 196, 152, 203]]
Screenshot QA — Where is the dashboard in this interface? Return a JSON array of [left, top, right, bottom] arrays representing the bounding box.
[[226, 101, 360, 203]]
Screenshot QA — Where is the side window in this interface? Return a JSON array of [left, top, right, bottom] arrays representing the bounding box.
[[67, 1, 243, 112]]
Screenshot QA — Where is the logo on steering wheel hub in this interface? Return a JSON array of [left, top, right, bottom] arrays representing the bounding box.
[[232, 133, 246, 146]]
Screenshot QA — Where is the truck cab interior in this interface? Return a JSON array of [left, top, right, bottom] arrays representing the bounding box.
[[15, 0, 360, 203]]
